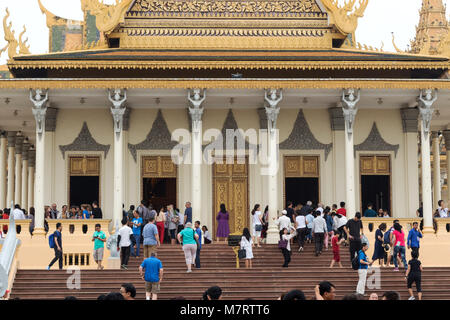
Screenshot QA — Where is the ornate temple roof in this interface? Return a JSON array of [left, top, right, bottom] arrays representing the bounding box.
[[1, 0, 450, 80]]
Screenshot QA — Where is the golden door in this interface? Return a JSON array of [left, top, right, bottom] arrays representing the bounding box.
[[213, 160, 248, 237]]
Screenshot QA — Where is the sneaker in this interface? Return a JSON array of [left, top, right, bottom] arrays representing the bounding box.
[[393, 268, 399, 271], [187, 270, 192, 273], [408, 296, 416, 300], [46, 266, 50, 270], [298, 247, 302, 252]]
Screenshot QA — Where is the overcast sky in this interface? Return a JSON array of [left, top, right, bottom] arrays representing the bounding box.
[[1, 0, 449, 64]]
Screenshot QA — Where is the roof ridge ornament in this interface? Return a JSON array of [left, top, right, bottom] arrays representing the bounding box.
[[84, 0, 134, 35], [321, 0, 368, 35], [1, 8, 30, 60]]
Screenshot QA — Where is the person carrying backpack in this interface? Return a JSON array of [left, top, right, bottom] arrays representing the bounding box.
[[47, 223, 63, 270], [355, 242, 372, 296]]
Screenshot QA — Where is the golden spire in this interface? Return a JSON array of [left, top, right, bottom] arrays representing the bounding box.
[[411, 0, 448, 55], [18, 26, 31, 55], [321, 0, 369, 35]]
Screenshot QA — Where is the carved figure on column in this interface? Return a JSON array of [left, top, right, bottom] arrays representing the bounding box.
[[341, 88, 360, 137], [30, 89, 49, 135], [264, 89, 283, 132], [418, 89, 438, 135], [108, 89, 127, 135], [188, 89, 206, 134]]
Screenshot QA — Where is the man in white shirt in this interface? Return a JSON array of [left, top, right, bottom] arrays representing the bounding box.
[[437, 200, 448, 218], [311, 212, 328, 256], [295, 213, 307, 252], [117, 218, 134, 270], [275, 210, 292, 232], [12, 205, 26, 220], [316, 203, 324, 217]]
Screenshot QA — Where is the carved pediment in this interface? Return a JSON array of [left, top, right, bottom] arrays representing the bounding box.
[[354, 123, 400, 158], [279, 109, 332, 160], [128, 109, 178, 162], [59, 122, 110, 159]]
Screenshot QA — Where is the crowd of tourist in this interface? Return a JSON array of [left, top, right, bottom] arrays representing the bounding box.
[[3, 197, 448, 301]]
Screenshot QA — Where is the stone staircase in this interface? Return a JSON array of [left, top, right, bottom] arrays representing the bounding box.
[[10, 242, 450, 300]]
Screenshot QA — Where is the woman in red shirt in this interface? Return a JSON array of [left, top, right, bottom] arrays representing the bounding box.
[[392, 223, 408, 271]]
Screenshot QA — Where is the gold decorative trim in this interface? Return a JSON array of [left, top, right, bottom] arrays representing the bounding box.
[[8, 59, 450, 71], [128, 0, 324, 16], [1, 8, 30, 60], [0, 79, 449, 90], [37, 0, 73, 28]]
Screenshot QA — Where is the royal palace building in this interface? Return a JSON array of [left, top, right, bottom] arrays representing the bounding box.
[[0, 0, 450, 251]]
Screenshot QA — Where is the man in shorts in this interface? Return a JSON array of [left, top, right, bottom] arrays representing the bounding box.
[[92, 223, 106, 270], [139, 252, 164, 300]]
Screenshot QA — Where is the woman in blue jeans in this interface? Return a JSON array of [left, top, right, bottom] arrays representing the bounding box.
[[392, 223, 407, 271]]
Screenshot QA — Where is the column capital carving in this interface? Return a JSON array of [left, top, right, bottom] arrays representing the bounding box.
[[188, 89, 206, 133], [108, 89, 127, 135], [418, 89, 438, 136], [14, 134, 24, 154], [45, 107, 58, 132], [123, 107, 131, 131], [400, 108, 419, 133], [28, 149, 35, 167], [7, 131, 17, 147], [341, 88, 360, 137], [257, 107, 268, 130], [22, 142, 30, 160], [30, 89, 49, 136], [431, 131, 440, 140], [264, 88, 283, 132], [329, 107, 345, 131], [442, 130, 450, 148]]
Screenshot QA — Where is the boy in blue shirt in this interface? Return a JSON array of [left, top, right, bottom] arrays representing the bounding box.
[[132, 211, 143, 257], [407, 222, 423, 257], [139, 253, 164, 300]]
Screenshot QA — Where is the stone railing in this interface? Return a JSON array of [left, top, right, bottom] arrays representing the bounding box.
[[0, 216, 21, 298], [6, 219, 113, 270]]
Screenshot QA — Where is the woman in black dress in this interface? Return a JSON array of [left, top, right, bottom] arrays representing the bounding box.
[[372, 223, 387, 267]]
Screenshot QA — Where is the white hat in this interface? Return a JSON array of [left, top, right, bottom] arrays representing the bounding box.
[[282, 210, 287, 215]]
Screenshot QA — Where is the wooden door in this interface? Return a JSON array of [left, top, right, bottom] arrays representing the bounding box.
[[213, 160, 248, 237]]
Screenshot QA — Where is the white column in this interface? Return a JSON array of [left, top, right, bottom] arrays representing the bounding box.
[[443, 130, 450, 203], [6, 132, 16, 208], [109, 89, 127, 232], [31, 89, 49, 237], [14, 134, 24, 207], [329, 108, 346, 203], [418, 89, 437, 233], [188, 89, 206, 225], [28, 149, 35, 209], [400, 108, 420, 218], [21, 142, 29, 211], [432, 132, 441, 208], [342, 89, 360, 218], [0, 132, 7, 209], [264, 89, 282, 244]]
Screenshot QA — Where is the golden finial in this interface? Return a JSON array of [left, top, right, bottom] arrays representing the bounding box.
[[391, 32, 404, 53], [321, 0, 369, 35], [18, 25, 31, 55], [1, 8, 19, 60], [84, 0, 133, 35]]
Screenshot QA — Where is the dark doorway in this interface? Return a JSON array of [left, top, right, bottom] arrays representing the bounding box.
[[143, 178, 177, 211], [285, 178, 319, 207], [361, 175, 391, 213], [69, 176, 100, 207]]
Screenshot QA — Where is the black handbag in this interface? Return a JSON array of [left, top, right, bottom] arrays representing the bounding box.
[[238, 249, 246, 259], [255, 224, 262, 232]]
